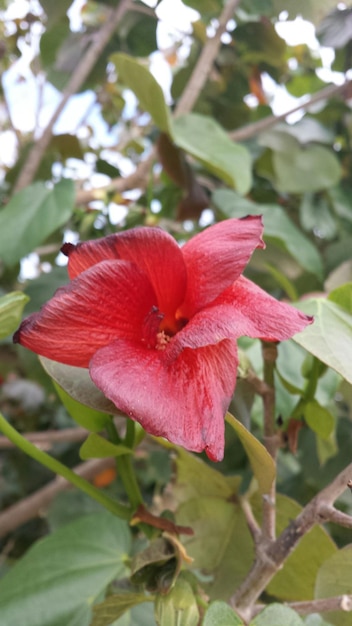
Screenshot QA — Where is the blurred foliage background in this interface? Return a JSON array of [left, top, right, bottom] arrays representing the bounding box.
[[1, 0, 352, 624]]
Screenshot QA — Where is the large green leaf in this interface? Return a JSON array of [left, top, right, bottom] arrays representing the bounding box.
[[250, 604, 303, 626], [293, 298, 352, 384], [173, 449, 252, 600], [172, 114, 252, 194], [0, 512, 131, 626], [111, 53, 172, 134], [212, 189, 323, 278], [203, 601, 244, 626], [40, 356, 118, 414], [0, 179, 75, 267], [0, 291, 29, 340], [315, 547, 352, 626], [226, 413, 276, 494]]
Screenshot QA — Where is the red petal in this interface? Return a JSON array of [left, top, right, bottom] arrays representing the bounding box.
[[63, 227, 187, 319], [14, 260, 156, 367], [212, 276, 313, 341], [90, 338, 238, 461], [167, 276, 312, 360], [179, 216, 264, 317]]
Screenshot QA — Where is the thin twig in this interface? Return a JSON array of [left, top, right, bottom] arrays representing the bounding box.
[[318, 504, 352, 529], [75, 149, 156, 206], [254, 595, 352, 617], [13, 0, 132, 193], [0, 457, 115, 539], [0, 427, 88, 449], [240, 498, 262, 543], [230, 79, 352, 141], [174, 0, 241, 116]]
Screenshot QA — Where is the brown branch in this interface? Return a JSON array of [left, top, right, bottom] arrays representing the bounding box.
[[13, 0, 132, 193], [230, 79, 352, 141], [261, 342, 278, 542], [240, 498, 261, 543], [0, 427, 88, 449], [75, 149, 156, 206], [231, 462, 352, 620], [254, 595, 352, 617], [174, 0, 241, 116], [0, 457, 115, 539]]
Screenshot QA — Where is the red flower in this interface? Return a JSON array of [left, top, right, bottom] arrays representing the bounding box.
[[14, 218, 312, 461]]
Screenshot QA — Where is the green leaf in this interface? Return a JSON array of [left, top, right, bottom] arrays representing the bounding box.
[[40, 356, 118, 414], [80, 433, 132, 460], [250, 604, 303, 626], [53, 381, 110, 432], [0, 179, 75, 267], [172, 114, 252, 194], [203, 601, 244, 626], [91, 593, 153, 626], [111, 53, 171, 134], [315, 547, 352, 626], [328, 282, 352, 313], [0, 512, 131, 626], [293, 298, 352, 384], [300, 193, 337, 241], [173, 450, 251, 600], [212, 190, 323, 278], [272, 144, 341, 193], [172, 447, 241, 504], [304, 400, 335, 440], [0, 291, 29, 340], [225, 413, 276, 495]]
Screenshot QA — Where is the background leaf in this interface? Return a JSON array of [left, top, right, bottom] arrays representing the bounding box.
[[40, 356, 118, 414], [226, 412, 276, 494], [0, 291, 29, 340], [293, 299, 352, 384], [0, 512, 131, 626], [203, 601, 244, 626], [0, 179, 75, 267], [111, 53, 171, 134], [172, 114, 252, 194]]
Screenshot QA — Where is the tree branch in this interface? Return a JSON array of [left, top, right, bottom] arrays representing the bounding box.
[[261, 342, 278, 542], [231, 462, 352, 619], [174, 0, 241, 116], [0, 457, 115, 539], [0, 427, 88, 449], [13, 0, 132, 193], [230, 79, 352, 141], [253, 595, 352, 617]]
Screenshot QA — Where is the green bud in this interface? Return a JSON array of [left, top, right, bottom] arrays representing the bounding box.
[[154, 576, 199, 626]]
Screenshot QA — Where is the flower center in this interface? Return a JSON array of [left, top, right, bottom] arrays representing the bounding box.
[[143, 306, 188, 350], [155, 330, 171, 351]]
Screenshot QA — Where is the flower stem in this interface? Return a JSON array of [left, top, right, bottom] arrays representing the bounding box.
[[106, 420, 143, 511], [0, 413, 131, 520]]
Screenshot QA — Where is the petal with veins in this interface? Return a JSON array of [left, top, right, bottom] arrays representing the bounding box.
[[90, 338, 238, 461], [14, 260, 156, 367]]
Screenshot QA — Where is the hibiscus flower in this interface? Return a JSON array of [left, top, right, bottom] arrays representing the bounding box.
[[14, 217, 312, 461]]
